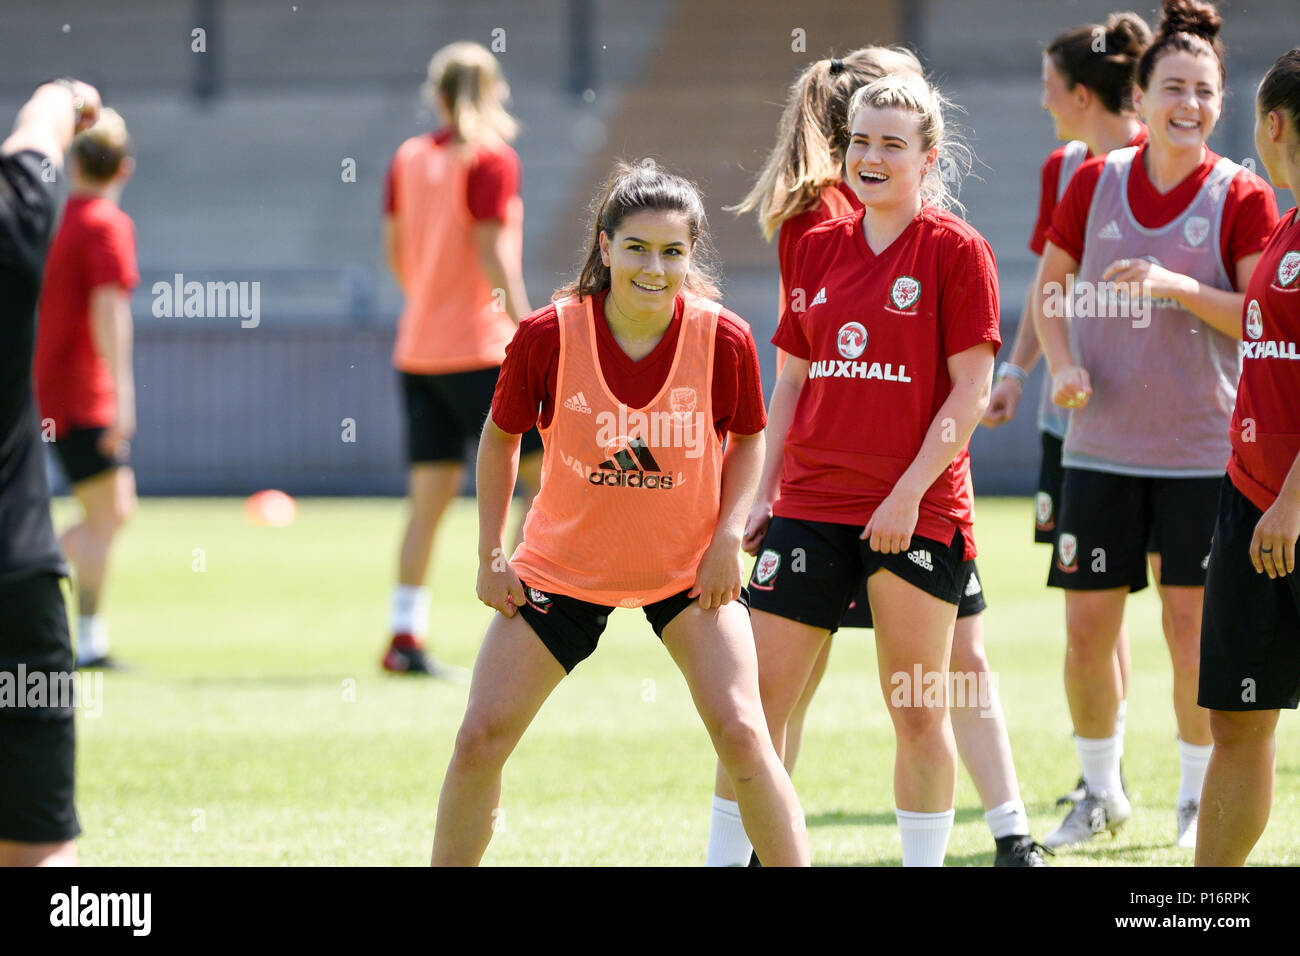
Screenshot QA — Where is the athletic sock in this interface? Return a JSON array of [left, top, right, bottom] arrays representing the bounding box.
[[1076, 734, 1123, 796], [706, 796, 752, 867], [984, 799, 1030, 839], [78, 614, 109, 661], [390, 585, 431, 640], [1115, 700, 1127, 758], [1177, 738, 1213, 805], [896, 808, 954, 867]]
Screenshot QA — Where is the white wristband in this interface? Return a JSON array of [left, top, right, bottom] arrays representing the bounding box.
[[996, 362, 1028, 386]]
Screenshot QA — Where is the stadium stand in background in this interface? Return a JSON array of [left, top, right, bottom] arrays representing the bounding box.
[[0, 0, 1288, 494]]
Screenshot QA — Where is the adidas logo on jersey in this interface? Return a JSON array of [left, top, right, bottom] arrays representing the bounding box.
[[1098, 220, 1123, 240], [810, 287, 827, 306], [589, 437, 674, 489], [907, 549, 934, 572], [564, 392, 593, 415]]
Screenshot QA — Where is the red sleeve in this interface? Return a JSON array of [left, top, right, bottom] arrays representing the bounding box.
[[85, 214, 138, 291], [712, 310, 767, 436], [382, 153, 397, 216], [1029, 150, 1065, 255], [1046, 158, 1104, 262], [1221, 173, 1280, 287], [491, 306, 558, 433], [771, 232, 814, 358], [939, 230, 1002, 357], [777, 206, 825, 291], [466, 145, 519, 222]]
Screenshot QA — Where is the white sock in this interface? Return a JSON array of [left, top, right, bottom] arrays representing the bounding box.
[[984, 800, 1030, 839], [1178, 738, 1213, 806], [1115, 700, 1127, 758], [1076, 734, 1123, 796], [706, 796, 752, 867], [896, 808, 954, 867], [389, 585, 431, 638], [78, 614, 109, 660]]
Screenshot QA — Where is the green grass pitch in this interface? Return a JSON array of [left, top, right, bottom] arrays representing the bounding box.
[[58, 495, 1300, 866]]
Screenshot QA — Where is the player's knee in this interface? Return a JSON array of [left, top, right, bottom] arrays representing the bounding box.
[[1209, 710, 1274, 748], [889, 701, 947, 741], [451, 715, 514, 772], [709, 713, 767, 775], [949, 638, 989, 676]]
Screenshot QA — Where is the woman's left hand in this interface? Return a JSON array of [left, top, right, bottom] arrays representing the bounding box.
[[861, 488, 921, 555], [1250, 497, 1300, 579], [1102, 257, 1191, 302], [689, 534, 744, 610]]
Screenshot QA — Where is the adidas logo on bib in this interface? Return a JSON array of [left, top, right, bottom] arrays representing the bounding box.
[[564, 392, 592, 415], [907, 548, 933, 572], [810, 287, 827, 306], [1098, 220, 1122, 240]]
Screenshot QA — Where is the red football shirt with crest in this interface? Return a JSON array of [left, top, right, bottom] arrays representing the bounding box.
[[1228, 207, 1300, 512], [772, 203, 1001, 558]]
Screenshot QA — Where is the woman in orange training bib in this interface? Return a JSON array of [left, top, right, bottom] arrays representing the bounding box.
[[430, 161, 809, 866], [381, 42, 542, 677]]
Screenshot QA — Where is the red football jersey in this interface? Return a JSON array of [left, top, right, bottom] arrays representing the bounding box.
[[1228, 207, 1300, 512], [383, 128, 519, 222], [1029, 127, 1148, 255], [34, 195, 139, 432], [772, 204, 1001, 558], [492, 290, 767, 438], [1048, 143, 1278, 282]]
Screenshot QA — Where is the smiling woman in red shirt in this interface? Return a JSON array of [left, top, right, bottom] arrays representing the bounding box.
[[1196, 48, 1300, 866], [713, 50, 1045, 867], [983, 9, 1151, 815], [736, 72, 1001, 867], [1035, 0, 1279, 852], [429, 161, 808, 866]]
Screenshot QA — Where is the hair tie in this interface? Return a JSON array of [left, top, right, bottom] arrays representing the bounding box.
[[829, 58, 845, 75]]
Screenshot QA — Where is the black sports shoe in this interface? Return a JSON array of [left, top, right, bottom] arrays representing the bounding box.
[[994, 835, 1052, 867], [381, 637, 467, 682], [1056, 763, 1130, 806], [1056, 776, 1086, 806], [75, 654, 125, 670]]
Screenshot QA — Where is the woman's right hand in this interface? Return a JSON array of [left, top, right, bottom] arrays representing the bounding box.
[[741, 500, 774, 556], [982, 377, 1023, 427], [1051, 365, 1093, 410], [477, 550, 526, 617]]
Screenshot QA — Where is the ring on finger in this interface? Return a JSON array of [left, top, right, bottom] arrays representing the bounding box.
[[1120, 258, 1131, 269]]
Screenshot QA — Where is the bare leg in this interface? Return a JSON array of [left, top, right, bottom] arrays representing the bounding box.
[[510, 450, 543, 553], [1063, 588, 1127, 739], [783, 638, 831, 776], [398, 463, 463, 588], [0, 840, 77, 867], [1196, 709, 1279, 866], [713, 610, 828, 802], [870, 569, 958, 812], [666, 601, 808, 866], [948, 613, 1020, 810], [431, 612, 565, 865], [60, 466, 135, 618]]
